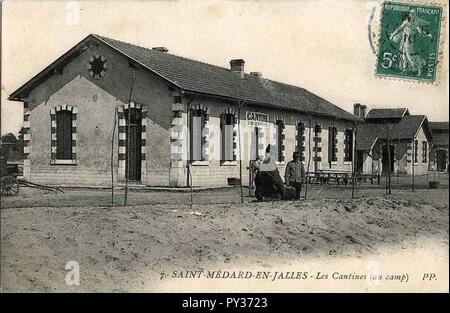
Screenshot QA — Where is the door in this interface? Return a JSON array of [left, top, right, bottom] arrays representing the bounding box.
[[356, 151, 364, 173], [437, 150, 447, 172], [125, 108, 142, 181], [250, 127, 259, 161], [382, 145, 395, 174], [249, 127, 260, 194]]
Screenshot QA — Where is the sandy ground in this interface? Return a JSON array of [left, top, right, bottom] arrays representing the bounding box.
[[0, 182, 448, 292]]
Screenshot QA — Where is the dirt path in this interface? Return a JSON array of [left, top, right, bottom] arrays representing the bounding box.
[[1, 189, 448, 292]]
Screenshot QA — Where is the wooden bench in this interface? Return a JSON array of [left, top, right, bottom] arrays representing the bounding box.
[[355, 173, 380, 185], [306, 171, 380, 185], [306, 171, 351, 185], [321, 171, 352, 185]]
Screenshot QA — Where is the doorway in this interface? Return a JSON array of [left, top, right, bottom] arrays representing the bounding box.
[[250, 127, 259, 161], [437, 150, 447, 172], [125, 108, 142, 181], [382, 145, 395, 174], [356, 150, 364, 173]]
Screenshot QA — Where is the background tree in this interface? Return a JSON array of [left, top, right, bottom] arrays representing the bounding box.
[[1, 131, 25, 161]]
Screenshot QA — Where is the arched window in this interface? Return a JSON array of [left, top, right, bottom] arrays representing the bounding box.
[[344, 129, 354, 162], [414, 140, 419, 163], [328, 126, 338, 165], [313, 125, 322, 171], [221, 113, 236, 162], [422, 141, 427, 164], [56, 110, 73, 159], [189, 107, 208, 161], [296, 122, 305, 161], [275, 119, 285, 162]]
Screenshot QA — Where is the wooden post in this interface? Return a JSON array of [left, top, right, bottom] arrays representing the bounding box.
[[352, 125, 357, 199], [124, 68, 136, 206], [238, 106, 243, 203], [412, 137, 415, 192], [237, 100, 245, 204], [305, 115, 313, 199], [186, 100, 193, 211], [387, 126, 392, 195], [426, 148, 429, 183], [111, 107, 117, 205], [124, 101, 131, 205], [397, 137, 400, 184]]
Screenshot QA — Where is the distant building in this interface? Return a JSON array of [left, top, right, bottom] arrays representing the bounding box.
[[8, 34, 358, 187], [429, 122, 449, 173], [355, 106, 433, 176]]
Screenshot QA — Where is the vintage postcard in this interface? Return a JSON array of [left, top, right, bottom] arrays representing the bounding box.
[[0, 0, 448, 296]]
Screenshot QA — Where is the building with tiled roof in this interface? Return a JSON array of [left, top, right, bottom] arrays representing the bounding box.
[[354, 105, 433, 176], [9, 34, 360, 187], [429, 122, 448, 172]]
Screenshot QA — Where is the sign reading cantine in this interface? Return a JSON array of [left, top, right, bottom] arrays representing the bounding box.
[[246, 111, 268, 128]]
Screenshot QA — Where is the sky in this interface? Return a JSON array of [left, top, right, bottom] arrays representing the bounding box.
[[1, 0, 449, 135]]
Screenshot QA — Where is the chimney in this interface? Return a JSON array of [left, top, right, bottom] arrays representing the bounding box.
[[152, 47, 168, 53], [360, 105, 367, 119], [250, 72, 263, 79], [353, 103, 361, 118], [230, 59, 245, 78]]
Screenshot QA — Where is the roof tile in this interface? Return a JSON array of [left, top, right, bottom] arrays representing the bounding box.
[[95, 34, 357, 121], [357, 115, 428, 150], [365, 108, 408, 119]]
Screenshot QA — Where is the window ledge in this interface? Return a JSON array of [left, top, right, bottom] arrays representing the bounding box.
[[190, 161, 210, 166], [343, 161, 352, 165], [331, 161, 339, 165], [51, 159, 78, 165], [221, 161, 238, 166]]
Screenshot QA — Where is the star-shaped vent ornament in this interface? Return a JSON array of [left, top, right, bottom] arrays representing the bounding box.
[[87, 54, 107, 79]]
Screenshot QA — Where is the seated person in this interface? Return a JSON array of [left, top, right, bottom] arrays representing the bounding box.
[[254, 145, 285, 201]]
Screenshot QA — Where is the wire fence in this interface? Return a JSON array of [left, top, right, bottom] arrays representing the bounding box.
[[2, 172, 448, 209], [378, 171, 448, 190]]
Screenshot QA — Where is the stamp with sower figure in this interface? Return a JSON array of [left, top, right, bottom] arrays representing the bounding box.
[[376, 1, 443, 83]]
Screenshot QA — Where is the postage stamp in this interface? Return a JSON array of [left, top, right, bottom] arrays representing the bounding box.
[[376, 1, 444, 83]]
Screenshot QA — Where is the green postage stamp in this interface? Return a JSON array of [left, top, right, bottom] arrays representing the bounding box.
[[376, 1, 444, 83]]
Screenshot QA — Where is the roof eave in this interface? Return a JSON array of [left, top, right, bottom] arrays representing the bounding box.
[[8, 34, 100, 102], [415, 116, 433, 142], [182, 89, 359, 122], [8, 34, 185, 103]]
